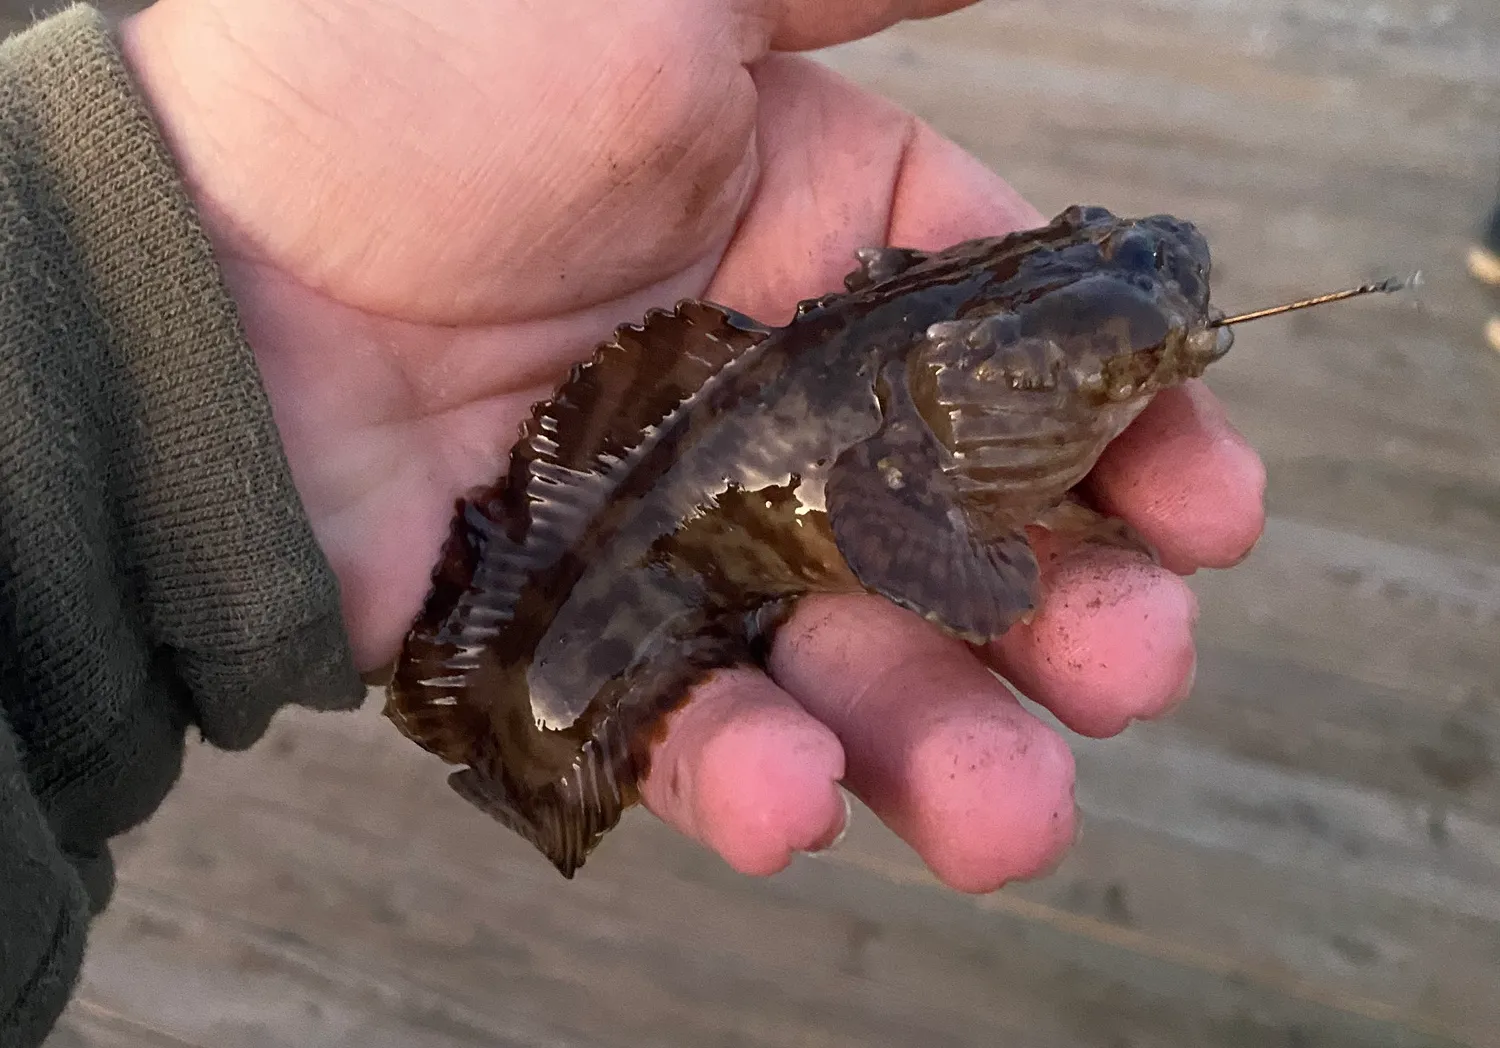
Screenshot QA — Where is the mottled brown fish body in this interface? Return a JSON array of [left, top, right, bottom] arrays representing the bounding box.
[[385, 205, 1232, 876]]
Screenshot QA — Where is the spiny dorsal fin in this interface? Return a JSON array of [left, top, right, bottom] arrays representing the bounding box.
[[387, 300, 773, 763], [506, 300, 773, 493]]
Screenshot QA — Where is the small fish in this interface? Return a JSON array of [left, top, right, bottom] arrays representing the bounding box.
[[383, 205, 1400, 877]]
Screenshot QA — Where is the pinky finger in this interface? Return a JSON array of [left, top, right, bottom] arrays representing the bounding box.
[[639, 667, 849, 876]]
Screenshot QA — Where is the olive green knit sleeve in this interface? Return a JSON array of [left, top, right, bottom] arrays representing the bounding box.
[[0, 6, 365, 1044]]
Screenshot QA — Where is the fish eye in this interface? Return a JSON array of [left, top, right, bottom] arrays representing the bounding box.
[[1111, 230, 1157, 271]]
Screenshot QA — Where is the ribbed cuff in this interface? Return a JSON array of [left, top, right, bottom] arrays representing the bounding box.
[[0, 6, 365, 747]]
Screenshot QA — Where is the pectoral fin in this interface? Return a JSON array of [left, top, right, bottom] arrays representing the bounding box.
[[824, 427, 1040, 643]]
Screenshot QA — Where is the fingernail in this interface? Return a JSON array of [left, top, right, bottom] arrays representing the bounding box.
[[803, 788, 853, 856], [1224, 534, 1263, 568], [1168, 650, 1199, 709]]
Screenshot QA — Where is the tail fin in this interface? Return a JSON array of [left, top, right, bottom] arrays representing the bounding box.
[[448, 722, 634, 878]]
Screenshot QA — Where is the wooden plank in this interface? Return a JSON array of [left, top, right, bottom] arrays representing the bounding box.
[[1176, 515, 1500, 821], [1178, 514, 1500, 819], [1064, 726, 1500, 925], [54, 703, 1492, 1048], [841, 706, 1500, 1044], [53, 709, 1087, 1048]]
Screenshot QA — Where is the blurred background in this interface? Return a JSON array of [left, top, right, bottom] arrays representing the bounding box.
[[13, 1, 1500, 1046]]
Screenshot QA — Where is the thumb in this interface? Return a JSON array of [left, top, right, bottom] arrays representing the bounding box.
[[763, 0, 982, 51]]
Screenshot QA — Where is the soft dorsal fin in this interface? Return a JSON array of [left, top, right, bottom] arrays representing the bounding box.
[[387, 299, 774, 760]]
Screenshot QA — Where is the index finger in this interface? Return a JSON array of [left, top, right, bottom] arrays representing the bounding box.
[[1084, 380, 1267, 575]]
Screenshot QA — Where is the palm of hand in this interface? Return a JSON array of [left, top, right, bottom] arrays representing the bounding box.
[[123, 0, 1266, 890]]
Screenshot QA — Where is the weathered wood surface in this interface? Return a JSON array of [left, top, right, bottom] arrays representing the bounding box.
[[14, 0, 1500, 1045]]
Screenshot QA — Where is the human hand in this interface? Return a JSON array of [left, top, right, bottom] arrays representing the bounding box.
[[119, 0, 1264, 892]]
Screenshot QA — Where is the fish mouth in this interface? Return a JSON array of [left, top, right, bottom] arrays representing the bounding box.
[[1184, 317, 1234, 369], [1207, 324, 1234, 362]]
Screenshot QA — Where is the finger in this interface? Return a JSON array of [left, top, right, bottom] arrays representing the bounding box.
[[638, 667, 848, 876], [707, 54, 1039, 322], [759, 0, 984, 52], [767, 595, 1078, 894], [1083, 381, 1267, 576], [984, 533, 1200, 739]]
